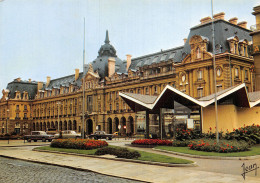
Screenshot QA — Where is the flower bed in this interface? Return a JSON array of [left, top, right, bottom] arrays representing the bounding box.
[[50, 139, 108, 150], [131, 139, 173, 146], [95, 146, 141, 159], [188, 139, 250, 153]]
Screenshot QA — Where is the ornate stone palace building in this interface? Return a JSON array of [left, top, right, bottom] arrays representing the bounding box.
[[0, 12, 256, 136]]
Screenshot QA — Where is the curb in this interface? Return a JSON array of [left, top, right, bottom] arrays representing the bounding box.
[[152, 148, 260, 160], [0, 144, 50, 148], [0, 154, 148, 183], [33, 149, 197, 167]]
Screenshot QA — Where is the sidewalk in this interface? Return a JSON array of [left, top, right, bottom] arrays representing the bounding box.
[[0, 142, 259, 182]]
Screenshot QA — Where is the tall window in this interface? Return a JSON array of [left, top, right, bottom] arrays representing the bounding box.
[[16, 105, 19, 110], [154, 86, 157, 94], [197, 70, 203, 80], [24, 113, 27, 119], [145, 87, 149, 95], [24, 105, 27, 110], [235, 68, 239, 78], [245, 70, 248, 80], [217, 85, 222, 92], [137, 89, 141, 94], [197, 88, 203, 98]]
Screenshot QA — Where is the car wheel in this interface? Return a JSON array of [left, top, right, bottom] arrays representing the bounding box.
[[34, 140, 37, 142], [27, 139, 31, 142], [42, 138, 46, 142]]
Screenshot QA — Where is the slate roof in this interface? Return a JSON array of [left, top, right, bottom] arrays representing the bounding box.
[[129, 19, 252, 70], [45, 72, 84, 90], [175, 19, 252, 62], [129, 46, 183, 70], [6, 80, 38, 99], [87, 31, 126, 78]]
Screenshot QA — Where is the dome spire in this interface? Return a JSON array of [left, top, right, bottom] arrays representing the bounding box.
[[105, 30, 110, 44]]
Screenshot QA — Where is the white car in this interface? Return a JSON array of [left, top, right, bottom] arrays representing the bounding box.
[[54, 130, 81, 139]]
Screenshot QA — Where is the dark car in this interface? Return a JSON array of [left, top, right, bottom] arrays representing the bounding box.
[[88, 131, 113, 140], [24, 131, 54, 142]]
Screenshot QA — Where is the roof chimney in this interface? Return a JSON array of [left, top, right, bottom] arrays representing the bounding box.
[[37, 81, 43, 90], [75, 69, 79, 81], [108, 57, 116, 77], [200, 16, 212, 24], [237, 21, 247, 29], [213, 12, 225, 20], [46, 76, 51, 87], [126, 54, 132, 71], [28, 78, 31, 83], [15, 78, 21, 82], [183, 38, 187, 44], [229, 17, 238, 25]]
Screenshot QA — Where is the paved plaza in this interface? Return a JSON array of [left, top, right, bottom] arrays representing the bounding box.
[[0, 140, 259, 183]]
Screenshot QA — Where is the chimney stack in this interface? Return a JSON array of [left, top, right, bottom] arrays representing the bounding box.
[[75, 69, 79, 81], [237, 21, 247, 29], [126, 54, 132, 71], [183, 38, 187, 44], [108, 57, 116, 77], [37, 81, 43, 90], [213, 12, 225, 20], [15, 78, 21, 82], [28, 78, 31, 83], [229, 17, 238, 25], [46, 76, 51, 87], [200, 16, 212, 24]]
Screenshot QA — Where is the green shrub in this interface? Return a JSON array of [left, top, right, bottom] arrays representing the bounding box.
[[95, 146, 141, 159], [188, 139, 250, 153], [224, 124, 260, 145], [172, 140, 191, 147], [175, 129, 203, 141]]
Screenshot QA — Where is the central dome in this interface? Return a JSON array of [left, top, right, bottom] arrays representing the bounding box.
[[98, 30, 117, 57]]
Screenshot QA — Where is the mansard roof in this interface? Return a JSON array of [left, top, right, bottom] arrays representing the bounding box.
[[45, 72, 84, 90], [129, 46, 184, 70], [129, 19, 252, 70], [6, 80, 38, 99], [175, 19, 252, 62]]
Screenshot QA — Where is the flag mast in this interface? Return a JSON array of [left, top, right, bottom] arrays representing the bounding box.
[[211, 0, 219, 143], [82, 18, 86, 139]]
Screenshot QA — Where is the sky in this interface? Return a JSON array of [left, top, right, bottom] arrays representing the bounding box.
[[0, 0, 259, 97]]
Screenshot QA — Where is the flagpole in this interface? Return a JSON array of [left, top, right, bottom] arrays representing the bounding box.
[[211, 0, 219, 143], [82, 18, 86, 139]]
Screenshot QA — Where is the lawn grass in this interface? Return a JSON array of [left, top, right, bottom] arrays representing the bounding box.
[[35, 145, 193, 164], [34, 146, 97, 155], [155, 145, 260, 157]]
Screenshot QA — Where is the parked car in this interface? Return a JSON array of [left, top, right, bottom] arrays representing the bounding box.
[[88, 131, 113, 140], [24, 131, 54, 142], [46, 128, 58, 135], [54, 130, 81, 139]]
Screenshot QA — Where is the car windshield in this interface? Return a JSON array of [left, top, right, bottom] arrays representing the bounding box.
[[70, 131, 76, 134]]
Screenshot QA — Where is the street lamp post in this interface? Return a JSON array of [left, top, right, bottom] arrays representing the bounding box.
[[6, 109, 9, 134]]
